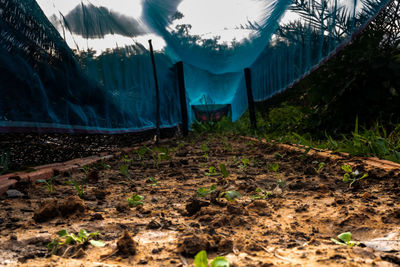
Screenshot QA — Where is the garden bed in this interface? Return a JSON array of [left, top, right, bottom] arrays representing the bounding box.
[[0, 133, 400, 266]]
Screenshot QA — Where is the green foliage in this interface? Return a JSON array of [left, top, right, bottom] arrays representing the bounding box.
[[218, 190, 242, 202], [120, 164, 129, 176], [251, 188, 273, 199], [331, 232, 359, 247], [313, 161, 326, 173], [197, 184, 217, 197], [128, 193, 144, 207], [194, 250, 229, 267], [37, 175, 58, 194], [48, 229, 105, 254], [219, 164, 229, 178], [147, 177, 159, 186], [80, 165, 90, 176], [67, 176, 84, 197], [341, 164, 368, 187], [0, 150, 9, 174], [136, 146, 150, 161], [241, 158, 250, 168], [151, 147, 171, 168]]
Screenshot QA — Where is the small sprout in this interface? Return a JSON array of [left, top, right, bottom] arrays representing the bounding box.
[[80, 165, 90, 176], [241, 158, 250, 168], [341, 164, 368, 187], [269, 162, 279, 172], [219, 190, 242, 202], [331, 232, 359, 247], [122, 155, 133, 164], [136, 146, 150, 161], [120, 164, 129, 176], [197, 184, 217, 197], [313, 161, 326, 173], [0, 150, 10, 174], [147, 177, 159, 186], [67, 176, 83, 197], [219, 163, 229, 178], [99, 160, 111, 170], [205, 166, 219, 176], [251, 188, 273, 199], [48, 229, 105, 254], [128, 193, 144, 207], [232, 156, 239, 165], [277, 178, 286, 188], [194, 250, 229, 267], [37, 175, 58, 194]]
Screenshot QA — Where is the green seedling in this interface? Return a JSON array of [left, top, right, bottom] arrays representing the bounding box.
[[136, 146, 150, 161], [67, 176, 84, 197], [122, 155, 133, 164], [80, 165, 90, 176], [218, 190, 242, 202], [205, 166, 220, 176], [331, 232, 359, 247], [313, 161, 326, 173], [251, 188, 273, 199], [232, 156, 239, 165], [341, 164, 368, 187], [219, 163, 229, 178], [48, 229, 105, 255], [241, 158, 250, 168], [197, 184, 217, 197], [268, 163, 286, 188], [120, 164, 129, 176], [37, 175, 59, 194], [194, 250, 229, 267], [147, 177, 159, 186], [128, 193, 144, 207], [0, 151, 9, 174], [98, 160, 111, 170], [152, 147, 171, 168]]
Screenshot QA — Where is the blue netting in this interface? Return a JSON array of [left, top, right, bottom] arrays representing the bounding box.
[[0, 0, 391, 133]]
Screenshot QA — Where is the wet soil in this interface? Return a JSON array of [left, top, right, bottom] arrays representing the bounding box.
[[1, 133, 400, 266]]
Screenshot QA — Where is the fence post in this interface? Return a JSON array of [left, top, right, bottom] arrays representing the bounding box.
[[148, 40, 160, 143], [244, 68, 257, 130], [176, 61, 189, 136]]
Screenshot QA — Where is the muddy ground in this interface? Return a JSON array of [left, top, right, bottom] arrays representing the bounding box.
[[0, 133, 400, 266]]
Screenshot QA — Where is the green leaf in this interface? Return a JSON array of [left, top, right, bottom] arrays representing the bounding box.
[[341, 164, 352, 173], [209, 184, 217, 193], [343, 173, 350, 182], [89, 240, 106, 247], [197, 187, 208, 197], [211, 257, 229, 267], [58, 229, 68, 237], [331, 238, 346, 246], [360, 173, 368, 179], [220, 164, 229, 178], [224, 191, 242, 201], [79, 229, 88, 239], [194, 250, 208, 267], [270, 162, 279, 172], [338, 232, 352, 244], [36, 179, 46, 183]]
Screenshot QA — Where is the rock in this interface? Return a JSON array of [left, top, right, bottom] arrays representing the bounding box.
[[6, 190, 24, 198], [58, 196, 86, 216], [33, 199, 59, 222], [117, 230, 137, 255]]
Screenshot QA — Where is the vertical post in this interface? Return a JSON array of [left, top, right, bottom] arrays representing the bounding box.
[[176, 61, 189, 136], [149, 40, 160, 143], [244, 68, 257, 130]]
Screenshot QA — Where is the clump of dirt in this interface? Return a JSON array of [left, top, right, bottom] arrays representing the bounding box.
[[117, 230, 137, 256], [33, 196, 86, 222], [178, 233, 213, 256], [185, 197, 209, 216]]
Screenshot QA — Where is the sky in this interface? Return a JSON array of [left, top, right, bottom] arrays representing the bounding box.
[[36, 0, 269, 53]]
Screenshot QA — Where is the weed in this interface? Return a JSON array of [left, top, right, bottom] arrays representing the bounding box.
[[197, 184, 217, 197], [0, 150, 9, 174], [194, 250, 229, 267], [128, 193, 144, 207], [151, 147, 171, 168], [136, 146, 150, 161], [98, 160, 111, 170], [341, 164, 368, 187], [147, 177, 159, 186], [67, 176, 84, 197], [120, 164, 129, 176], [219, 163, 229, 178], [218, 190, 242, 202], [232, 156, 239, 165], [48, 229, 105, 255], [122, 155, 133, 164], [313, 161, 326, 173], [80, 165, 90, 177], [37, 175, 58, 194], [205, 166, 219, 176], [269, 163, 286, 188], [251, 188, 273, 199], [331, 232, 359, 247]]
